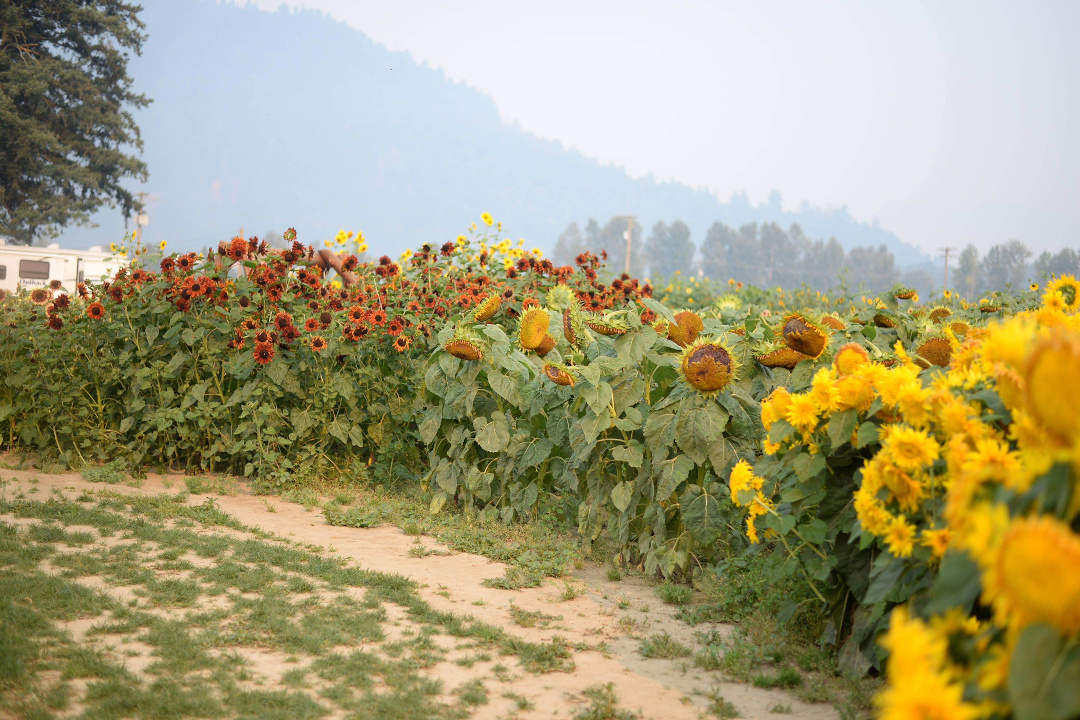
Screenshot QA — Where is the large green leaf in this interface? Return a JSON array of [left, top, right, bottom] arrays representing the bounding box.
[[827, 409, 858, 449], [611, 481, 633, 513], [1009, 624, 1080, 720], [474, 413, 510, 453], [674, 402, 729, 466], [681, 483, 723, 545], [655, 455, 695, 500], [611, 440, 644, 468], [924, 551, 982, 615]]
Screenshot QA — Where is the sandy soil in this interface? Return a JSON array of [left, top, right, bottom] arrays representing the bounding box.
[[0, 462, 838, 720]]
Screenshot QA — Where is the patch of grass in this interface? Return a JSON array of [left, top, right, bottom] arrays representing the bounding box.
[[453, 678, 488, 706], [655, 581, 692, 605], [704, 687, 738, 719], [502, 635, 575, 674], [482, 565, 544, 590], [558, 582, 581, 601], [752, 665, 802, 689], [574, 683, 640, 720], [769, 702, 793, 714], [82, 460, 127, 484], [638, 632, 691, 660], [606, 566, 623, 581], [503, 691, 534, 711], [509, 604, 560, 629]]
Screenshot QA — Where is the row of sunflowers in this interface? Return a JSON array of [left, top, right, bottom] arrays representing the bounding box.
[[427, 263, 1079, 720], [2, 216, 1077, 718]]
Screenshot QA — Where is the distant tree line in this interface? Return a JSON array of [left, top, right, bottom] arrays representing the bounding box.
[[553, 217, 1080, 297], [552, 216, 900, 292]]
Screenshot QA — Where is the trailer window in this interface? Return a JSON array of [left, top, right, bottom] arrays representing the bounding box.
[[0, 265, 6, 280], [19, 260, 50, 280]]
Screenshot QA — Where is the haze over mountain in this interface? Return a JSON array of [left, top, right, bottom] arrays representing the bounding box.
[[73, 0, 929, 267]]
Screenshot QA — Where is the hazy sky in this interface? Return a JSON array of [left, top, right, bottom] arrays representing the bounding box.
[[238, 0, 1078, 255]]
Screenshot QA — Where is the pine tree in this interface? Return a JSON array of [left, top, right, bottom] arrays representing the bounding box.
[[1, 0, 150, 244]]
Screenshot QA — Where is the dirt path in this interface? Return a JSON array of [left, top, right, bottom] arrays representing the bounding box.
[[1, 465, 838, 720]]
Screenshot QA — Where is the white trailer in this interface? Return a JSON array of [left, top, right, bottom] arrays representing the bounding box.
[[0, 241, 124, 294]]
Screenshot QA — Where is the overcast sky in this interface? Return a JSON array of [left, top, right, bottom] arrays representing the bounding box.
[[238, 0, 1078, 255]]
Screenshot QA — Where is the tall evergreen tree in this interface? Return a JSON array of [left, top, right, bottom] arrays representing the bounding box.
[[1, 0, 150, 244], [700, 221, 736, 281]]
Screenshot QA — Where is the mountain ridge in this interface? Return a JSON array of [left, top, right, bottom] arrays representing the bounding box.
[[69, 0, 930, 268]]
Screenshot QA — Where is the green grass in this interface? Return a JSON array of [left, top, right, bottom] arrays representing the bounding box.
[[0, 486, 585, 719], [574, 683, 640, 720], [655, 581, 692, 605], [638, 632, 691, 660], [509, 604, 561, 629]]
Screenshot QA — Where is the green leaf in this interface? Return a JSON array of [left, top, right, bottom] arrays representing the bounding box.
[[580, 409, 610, 444], [682, 484, 723, 545], [827, 409, 858, 449], [856, 422, 879, 449], [611, 481, 634, 513], [266, 359, 289, 387], [924, 551, 982, 615], [862, 555, 904, 605], [675, 403, 729, 466], [181, 328, 197, 346], [518, 437, 553, 470], [655, 455, 695, 500], [144, 325, 159, 346], [475, 413, 510, 453], [612, 440, 644, 468], [641, 297, 677, 323], [419, 412, 441, 445], [1009, 624, 1080, 720], [584, 380, 614, 416]]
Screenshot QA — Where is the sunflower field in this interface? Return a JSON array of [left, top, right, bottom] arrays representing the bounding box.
[[2, 216, 1079, 719]]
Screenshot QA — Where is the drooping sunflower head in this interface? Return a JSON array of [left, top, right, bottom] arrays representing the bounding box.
[[562, 306, 593, 349], [755, 340, 811, 369], [585, 312, 629, 336], [545, 284, 577, 312], [916, 336, 953, 367], [1045, 275, 1080, 312], [542, 363, 575, 387], [535, 334, 556, 357], [680, 339, 737, 395], [668, 310, 703, 347], [819, 314, 847, 331], [781, 313, 829, 358], [948, 321, 970, 337], [519, 307, 550, 350], [873, 312, 897, 329], [472, 293, 502, 322], [928, 306, 953, 323], [894, 287, 917, 300], [445, 338, 484, 361], [833, 343, 870, 376]]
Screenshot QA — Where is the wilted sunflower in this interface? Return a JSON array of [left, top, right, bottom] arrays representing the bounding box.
[[928, 306, 952, 323], [916, 336, 952, 367], [947, 321, 970, 337], [667, 310, 703, 347], [393, 336, 412, 352], [86, 302, 105, 320], [473, 294, 501, 322], [542, 364, 574, 386], [30, 288, 51, 305], [679, 340, 736, 395], [534, 334, 556, 357], [980, 304, 1002, 313], [782, 314, 829, 358], [873, 313, 897, 329], [445, 338, 483, 361], [519, 307, 550, 350], [894, 287, 916, 300], [756, 343, 811, 369], [309, 336, 328, 352], [585, 314, 628, 336], [819, 315, 846, 331]]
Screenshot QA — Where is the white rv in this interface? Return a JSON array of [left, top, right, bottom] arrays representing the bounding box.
[[0, 240, 124, 294]]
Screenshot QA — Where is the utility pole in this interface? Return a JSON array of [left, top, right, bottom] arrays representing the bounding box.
[[623, 215, 636, 276], [940, 247, 956, 293], [133, 191, 151, 258]]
